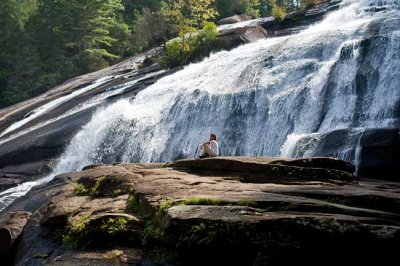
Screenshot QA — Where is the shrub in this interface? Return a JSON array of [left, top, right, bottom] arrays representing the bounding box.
[[162, 22, 219, 68], [271, 5, 286, 21]]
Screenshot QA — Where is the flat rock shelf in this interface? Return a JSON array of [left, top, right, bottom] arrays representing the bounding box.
[[0, 157, 399, 265]]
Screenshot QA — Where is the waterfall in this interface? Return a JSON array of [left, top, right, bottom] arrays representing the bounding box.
[[1, 0, 399, 210], [0, 76, 115, 139], [37, 0, 400, 169], [55, 0, 398, 170]]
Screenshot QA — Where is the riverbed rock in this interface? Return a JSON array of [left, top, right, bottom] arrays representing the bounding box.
[[0, 211, 31, 263], [0, 157, 398, 265]]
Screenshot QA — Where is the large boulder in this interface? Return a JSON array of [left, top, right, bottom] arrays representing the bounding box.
[[217, 26, 270, 49], [0, 157, 398, 265], [0, 211, 31, 263]]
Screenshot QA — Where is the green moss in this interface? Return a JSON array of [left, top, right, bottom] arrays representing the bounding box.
[[182, 197, 223, 206], [74, 175, 130, 198], [63, 214, 133, 249], [159, 199, 176, 212], [74, 183, 89, 196], [33, 252, 49, 259]]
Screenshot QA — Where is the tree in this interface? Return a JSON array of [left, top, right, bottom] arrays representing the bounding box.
[[131, 8, 172, 52], [121, 0, 161, 23], [162, 0, 218, 33], [66, 0, 126, 71], [162, 0, 218, 64], [0, 0, 41, 106], [241, 0, 261, 18], [264, 0, 286, 21]]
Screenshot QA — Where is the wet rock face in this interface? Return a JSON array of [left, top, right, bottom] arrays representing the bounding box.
[[0, 157, 398, 266], [292, 128, 400, 180], [358, 128, 400, 179], [0, 161, 53, 192]]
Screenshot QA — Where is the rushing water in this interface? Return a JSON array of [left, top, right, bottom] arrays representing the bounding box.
[[1, 0, 399, 210]]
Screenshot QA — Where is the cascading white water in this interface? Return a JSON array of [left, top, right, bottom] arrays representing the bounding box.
[[1, 0, 399, 210], [0, 76, 115, 139], [56, 0, 398, 170]]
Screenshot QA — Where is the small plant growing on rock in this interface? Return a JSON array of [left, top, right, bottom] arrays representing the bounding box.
[[33, 252, 49, 259], [159, 199, 176, 212], [74, 183, 89, 196], [90, 176, 105, 196], [127, 194, 140, 213], [64, 214, 91, 248], [101, 217, 128, 234]]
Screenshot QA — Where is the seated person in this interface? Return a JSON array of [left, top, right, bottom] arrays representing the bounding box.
[[199, 133, 219, 158]]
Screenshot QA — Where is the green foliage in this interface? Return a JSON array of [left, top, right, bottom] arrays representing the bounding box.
[[109, 22, 132, 57], [271, 5, 286, 21], [33, 252, 49, 259], [74, 183, 89, 196], [73, 176, 128, 198], [162, 22, 219, 68], [158, 199, 176, 212], [101, 217, 128, 234], [302, 0, 323, 8], [131, 8, 172, 53], [0, 0, 131, 108], [242, 0, 261, 17], [0, 0, 314, 108], [64, 214, 91, 249], [161, 0, 218, 67], [142, 220, 177, 262], [64, 214, 131, 249], [143, 220, 165, 243], [214, 0, 261, 18], [237, 199, 257, 207], [162, 0, 219, 30], [127, 194, 140, 213]]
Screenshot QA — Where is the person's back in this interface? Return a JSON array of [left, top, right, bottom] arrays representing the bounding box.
[[209, 139, 219, 157]]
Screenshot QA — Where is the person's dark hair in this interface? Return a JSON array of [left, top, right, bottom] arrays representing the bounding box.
[[210, 133, 217, 141]]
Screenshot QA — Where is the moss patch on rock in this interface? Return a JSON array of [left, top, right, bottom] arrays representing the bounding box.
[[74, 174, 134, 198], [63, 213, 138, 249]]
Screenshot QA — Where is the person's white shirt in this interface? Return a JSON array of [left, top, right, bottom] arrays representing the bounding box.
[[209, 140, 219, 156]]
